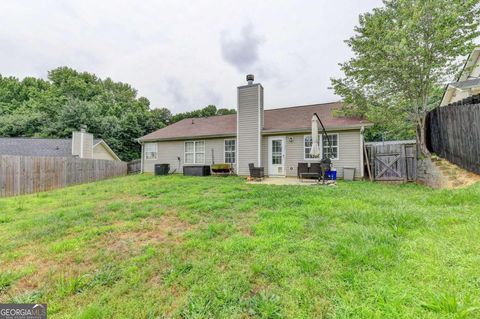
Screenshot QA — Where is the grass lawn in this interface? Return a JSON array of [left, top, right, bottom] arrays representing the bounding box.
[[0, 175, 479, 318]]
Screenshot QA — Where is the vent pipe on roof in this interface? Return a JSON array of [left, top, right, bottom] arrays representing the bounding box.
[[246, 74, 254, 85]]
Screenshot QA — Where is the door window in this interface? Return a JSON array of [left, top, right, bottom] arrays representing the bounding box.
[[272, 140, 283, 164]]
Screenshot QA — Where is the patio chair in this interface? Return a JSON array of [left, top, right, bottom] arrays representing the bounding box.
[[248, 163, 264, 180]]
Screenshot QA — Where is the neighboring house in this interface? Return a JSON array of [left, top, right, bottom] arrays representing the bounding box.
[[0, 129, 121, 161], [138, 76, 372, 178], [441, 47, 480, 106]]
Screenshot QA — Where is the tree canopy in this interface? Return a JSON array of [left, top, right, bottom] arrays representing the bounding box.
[[0, 67, 235, 161], [331, 0, 480, 155]]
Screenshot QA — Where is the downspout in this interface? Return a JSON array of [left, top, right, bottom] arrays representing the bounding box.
[[140, 142, 145, 173], [258, 85, 262, 166], [360, 125, 365, 178]]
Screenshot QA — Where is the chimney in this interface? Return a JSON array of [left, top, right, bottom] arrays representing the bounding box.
[[236, 74, 264, 175], [72, 127, 94, 159]]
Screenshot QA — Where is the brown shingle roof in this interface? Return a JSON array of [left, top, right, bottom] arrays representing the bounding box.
[[139, 102, 371, 142]]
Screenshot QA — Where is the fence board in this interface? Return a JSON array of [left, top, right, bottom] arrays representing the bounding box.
[[0, 156, 127, 197], [127, 159, 141, 174], [426, 103, 480, 174]]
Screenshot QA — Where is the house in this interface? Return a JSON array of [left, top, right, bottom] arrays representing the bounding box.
[[137, 76, 372, 178], [440, 47, 480, 106], [0, 129, 121, 161]]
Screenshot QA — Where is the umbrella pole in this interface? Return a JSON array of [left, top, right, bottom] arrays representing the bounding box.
[[313, 112, 333, 159]]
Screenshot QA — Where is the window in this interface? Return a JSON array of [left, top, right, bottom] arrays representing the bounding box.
[[224, 139, 236, 163], [304, 134, 339, 160], [185, 141, 205, 164], [145, 143, 157, 160], [322, 134, 339, 160], [304, 135, 320, 159]]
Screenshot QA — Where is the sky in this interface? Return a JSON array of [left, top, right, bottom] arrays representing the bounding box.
[[0, 0, 383, 113]]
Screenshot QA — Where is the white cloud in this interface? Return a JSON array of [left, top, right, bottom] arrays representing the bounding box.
[[0, 0, 383, 113], [220, 23, 265, 72]]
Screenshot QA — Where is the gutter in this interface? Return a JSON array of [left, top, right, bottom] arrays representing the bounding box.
[[261, 124, 373, 135], [138, 133, 237, 143]]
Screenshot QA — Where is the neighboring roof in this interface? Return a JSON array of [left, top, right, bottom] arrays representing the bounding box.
[[449, 78, 480, 90], [139, 102, 371, 142], [441, 47, 480, 106], [458, 47, 480, 82], [0, 137, 102, 157], [93, 140, 121, 161]]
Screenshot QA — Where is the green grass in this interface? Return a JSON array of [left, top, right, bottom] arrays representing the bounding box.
[[0, 175, 479, 318]]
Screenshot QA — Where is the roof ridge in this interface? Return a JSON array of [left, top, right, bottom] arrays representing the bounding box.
[[171, 102, 342, 123], [265, 101, 341, 111]]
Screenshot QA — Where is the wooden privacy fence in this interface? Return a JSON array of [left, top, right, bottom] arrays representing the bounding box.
[[127, 159, 141, 174], [365, 141, 416, 181], [0, 155, 127, 197], [426, 102, 480, 174]]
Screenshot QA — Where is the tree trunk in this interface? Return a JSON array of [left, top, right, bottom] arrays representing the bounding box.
[[416, 115, 431, 157]]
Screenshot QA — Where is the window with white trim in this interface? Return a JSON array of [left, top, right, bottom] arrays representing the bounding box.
[[322, 134, 339, 160], [224, 139, 236, 163], [184, 141, 205, 164], [144, 143, 157, 160], [304, 135, 320, 159]]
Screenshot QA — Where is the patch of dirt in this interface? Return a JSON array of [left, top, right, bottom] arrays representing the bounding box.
[[431, 156, 480, 189], [103, 213, 193, 255], [0, 253, 92, 301], [1, 212, 192, 300]]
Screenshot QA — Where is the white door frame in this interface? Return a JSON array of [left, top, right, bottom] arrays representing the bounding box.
[[268, 136, 286, 177]]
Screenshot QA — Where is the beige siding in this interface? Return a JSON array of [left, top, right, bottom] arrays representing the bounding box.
[[237, 84, 263, 175], [93, 144, 116, 161], [143, 130, 363, 178], [262, 130, 363, 178], [472, 54, 480, 77], [82, 133, 93, 159], [143, 138, 233, 173], [72, 131, 93, 159]]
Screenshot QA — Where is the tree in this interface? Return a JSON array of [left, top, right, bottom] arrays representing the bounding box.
[[331, 0, 480, 156], [0, 67, 235, 161]]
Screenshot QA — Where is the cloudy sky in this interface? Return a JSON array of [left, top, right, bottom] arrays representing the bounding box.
[[1, 0, 383, 113]]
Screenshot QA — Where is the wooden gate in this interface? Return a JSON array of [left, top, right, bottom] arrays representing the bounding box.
[[365, 141, 416, 181], [127, 159, 141, 174]]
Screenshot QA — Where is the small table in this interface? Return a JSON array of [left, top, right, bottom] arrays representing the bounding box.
[[300, 172, 320, 183]]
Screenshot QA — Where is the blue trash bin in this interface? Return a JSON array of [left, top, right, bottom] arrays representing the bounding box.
[[326, 169, 337, 180]]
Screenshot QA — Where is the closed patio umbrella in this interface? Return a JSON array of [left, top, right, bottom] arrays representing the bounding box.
[[310, 115, 321, 158]]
